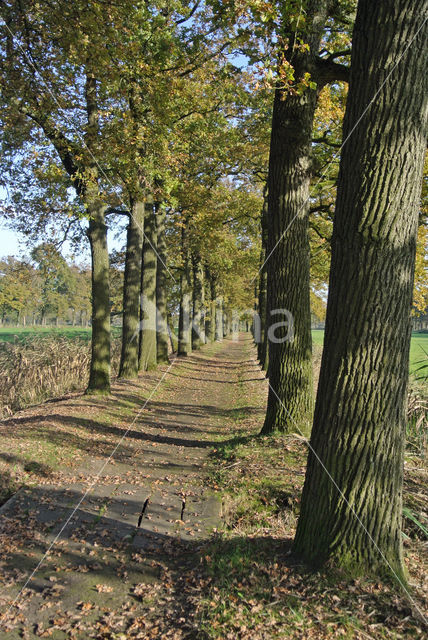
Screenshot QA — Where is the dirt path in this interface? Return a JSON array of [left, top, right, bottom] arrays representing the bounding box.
[[0, 334, 266, 638]]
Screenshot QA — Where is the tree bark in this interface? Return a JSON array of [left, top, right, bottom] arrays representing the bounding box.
[[191, 252, 205, 349], [156, 206, 169, 364], [167, 313, 178, 353], [257, 193, 268, 368], [138, 199, 157, 371], [293, 0, 427, 578], [261, 1, 331, 435], [223, 308, 232, 336], [178, 221, 192, 356], [215, 294, 223, 342], [206, 270, 216, 343], [86, 202, 111, 394], [119, 199, 144, 379]]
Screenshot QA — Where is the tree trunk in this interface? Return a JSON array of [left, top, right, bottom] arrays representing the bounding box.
[[178, 222, 192, 356], [223, 308, 232, 336], [261, 92, 316, 433], [294, 0, 427, 578], [119, 199, 144, 379], [258, 194, 268, 368], [167, 313, 178, 353], [215, 295, 223, 342], [86, 204, 111, 394], [191, 253, 205, 349], [261, 2, 332, 435], [139, 199, 157, 371], [206, 271, 216, 343], [156, 206, 169, 365]]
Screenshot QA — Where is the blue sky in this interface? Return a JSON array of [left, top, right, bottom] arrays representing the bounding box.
[[0, 227, 22, 258], [0, 222, 126, 263]]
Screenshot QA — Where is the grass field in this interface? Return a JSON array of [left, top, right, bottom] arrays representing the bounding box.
[[0, 326, 426, 376], [312, 329, 427, 377], [0, 325, 122, 342]]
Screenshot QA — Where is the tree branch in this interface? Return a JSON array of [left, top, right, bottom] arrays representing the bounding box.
[[315, 57, 350, 85], [105, 207, 130, 217], [312, 134, 341, 148], [310, 204, 333, 215], [175, 1, 201, 25], [325, 48, 352, 62]]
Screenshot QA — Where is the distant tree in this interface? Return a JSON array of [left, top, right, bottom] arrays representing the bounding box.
[[31, 244, 74, 325], [0, 257, 41, 324], [68, 266, 91, 327]]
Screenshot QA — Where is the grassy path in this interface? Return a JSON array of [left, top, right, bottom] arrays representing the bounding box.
[[0, 334, 426, 639], [0, 336, 259, 638]]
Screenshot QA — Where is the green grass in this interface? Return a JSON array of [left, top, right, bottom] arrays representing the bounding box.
[[409, 333, 428, 378], [312, 329, 428, 376], [0, 325, 122, 343]]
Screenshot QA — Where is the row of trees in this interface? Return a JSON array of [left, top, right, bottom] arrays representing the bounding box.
[[1, 0, 427, 584], [251, 0, 426, 585], [0, 0, 269, 391]]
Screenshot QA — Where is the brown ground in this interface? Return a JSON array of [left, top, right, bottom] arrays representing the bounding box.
[[0, 336, 264, 638], [0, 335, 426, 639]]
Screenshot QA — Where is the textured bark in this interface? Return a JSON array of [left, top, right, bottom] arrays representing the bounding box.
[[215, 295, 223, 342], [294, 0, 428, 578], [86, 201, 111, 394], [262, 2, 331, 434], [224, 309, 232, 336], [206, 271, 216, 343], [28, 72, 111, 394], [167, 314, 178, 353], [138, 200, 157, 371], [119, 200, 144, 379], [155, 207, 169, 364], [191, 253, 205, 349], [178, 223, 192, 356], [257, 194, 268, 367]]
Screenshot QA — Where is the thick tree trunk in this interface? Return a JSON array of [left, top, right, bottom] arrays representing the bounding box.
[[215, 295, 223, 342], [261, 2, 332, 434], [294, 0, 427, 578], [138, 199, 157, 371], [178, 222, 192, 356], [119, 200, 144, 379], [223, 308, 232, 336], [261, 91, 316, 433], [257, 195, 268, 367], [86, 203, 111, 394], [156, 207, 169, 365], [206, 271, 216, 343], [138, 198, 157, 371], [167, 314, 178, 353], [191, 253, 205, 349]]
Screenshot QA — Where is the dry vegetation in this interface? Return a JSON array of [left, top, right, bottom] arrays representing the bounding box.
[[0, 335, 121, 418]]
